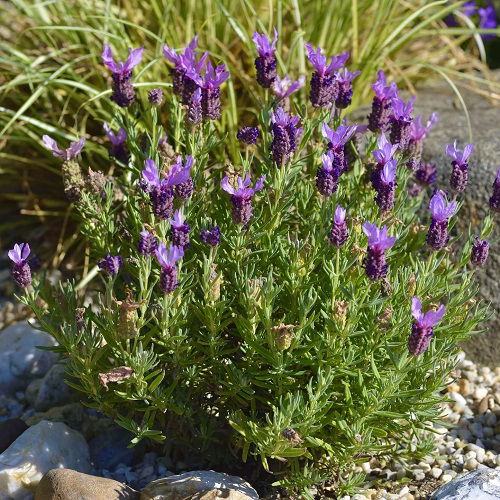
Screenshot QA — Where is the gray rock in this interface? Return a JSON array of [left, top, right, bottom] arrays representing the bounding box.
[[0, 322, 58, 395], [414, 77, 500, 367], [35, 468, 139, 500], [0, 420, 90, 499], [34, 363, 77, 411], [25, 377, 44, 406], [140, 471, 259, 499], [430, 468, 500, 499]]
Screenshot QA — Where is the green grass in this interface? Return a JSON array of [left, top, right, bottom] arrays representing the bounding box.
[[1, 0, 499, 264]]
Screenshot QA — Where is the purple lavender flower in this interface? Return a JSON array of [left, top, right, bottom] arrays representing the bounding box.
[[188, 61, 230, 120], [446, 141, 474, 193], [471, 237, 489, 266], [375, 160, 397, 212], [415, 162, 437, 187], [321, 122, 357, 171], [426, 190, 457, 250], [479, 4, 497, 41], [367, 70, 398, 132], [148, 88, 163, 106], [272, 75, 305, 100], [98, 253, 123, 276], [270, 107, 302, 166], [103, 123, 129, 164], [138, 230, 158, 256], [8, 243, 32, 288], [141, 158, 191, 218], [305, 43, 349, 108], [335, 68, 360, 109], [173, 155, 194, 200], [371, 133, 399, 189], [389, 96, 415, 149], [221, 174, 266, 225], [102, 44, 144, 107], [163, 37, 208, 101], [42, 135, 86, 161], [187, 88, 202, 125], [169, 210, 191, 249], [407, 113, 439, 170], [362, 222, 397, 281], [201, 226, 221, 247], [489, 168, 500, 212], [408, 296, 445, 356], [252, 28, 278, 88], [316, 152, 341, 196], [329, 205, 348, 247], [237, 126, 260, 145], [155, 243, 184, 294]]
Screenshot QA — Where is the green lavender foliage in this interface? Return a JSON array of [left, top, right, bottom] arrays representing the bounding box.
[[21, 54, 491, 499]]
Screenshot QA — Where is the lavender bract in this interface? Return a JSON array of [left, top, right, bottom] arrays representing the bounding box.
[[335, 68, 360, 109], [329, 205, 348, 247], [155, 243, 184, 294], [103, 123, 129, 164], [169, 210, 191, 249], [8, 243, 32, 288], [201, 226, 221, 247], [375, 160, 397, 212], [305, 44, 349, 108], [371, 133, 399, 191], [446, 141, 474, 193], [148, 88, 163, 106], [173, 155, 194, 200], [237, 126, 260, 145], [42, 135, 86, 161], [362, 222, 396, 281], [98, 253, 123, 276], [321, 123, 357, 172], [426, 191, 457, 250], [408, 297, 445, 356], [252, 28, 278, 88], [102, 44, 143, 107], [221, 174, 265, 225], [479, 4, 497, 41], [272, 75, 305, 101], [406, 113, 439, 170], [270, 107, 302, 166], [367, 70, 398, 132], [489, 168, 500, 212], [471, 237, 489, 266], [389, 96, 415, 149]]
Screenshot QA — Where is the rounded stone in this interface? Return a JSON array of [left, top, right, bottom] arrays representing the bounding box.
[[35, 468, 140, 500], [431, 468, 500, 499]]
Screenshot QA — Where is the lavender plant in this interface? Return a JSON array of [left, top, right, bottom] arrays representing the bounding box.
[[12, 31, 494, 496]]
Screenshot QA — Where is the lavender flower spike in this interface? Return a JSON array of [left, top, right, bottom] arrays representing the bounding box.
[[446, 141, 474, 193], [187, 87, 202, 125], [426, 190, 457, 250], [362, 222, 396, 281], [335, 68, 360, 109], [98, 253, 123, 276], [367, 70, 398, 132], [168, 210, 191, 249], [221, 174, 266, 225], [103, 123, 129, 164], [138, 230, 158, 256], [375, 159, 397, 212], [102, 44, 144, 107], [8, 243, 32, 288], [252, 28, 278, 88], [321, 122, 357, 171], [372, 133, 399, 165], [201, 226, 221, 247], [408, 296, 445, 356], [407, 112, 439, 170], [471, 237, 489, 266], [329, 205, 349, 247], [270, 107, 302, 166], [272, 75, 305, 100], [173, 155, 194, 200], [306, 43, 349, 108], [42, 135, 86, 161], [155, 243, 184, 294], [489, 168, 500, 212], [316, 151, 341, 197], [389, 96, 415, 149], [237, 126, 260, 145]]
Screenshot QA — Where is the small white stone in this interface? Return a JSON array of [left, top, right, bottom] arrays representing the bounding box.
[[464, 451, 477, 460], [448, 392, 467, 412], [413, 469, 425, 481], [398, 486, 410, 495], [361, 462, 371, 474], [474, 387, 489, 400], [351, 495, 368, 500], [442, 473, 453, 482], [431, 468, 443, 479]]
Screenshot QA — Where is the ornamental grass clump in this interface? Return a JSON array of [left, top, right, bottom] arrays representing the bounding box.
[[13, 31, 495, 497]]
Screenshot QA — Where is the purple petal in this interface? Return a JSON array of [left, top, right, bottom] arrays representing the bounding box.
[[101, 44, 119, 73], [123, 47, 144, 73], [221, 177, 235, 195], [334, 205, 346, 224], [66, 137, 86, 159], [254, 175, 266, 192], [422, 304, 445, 328], [411, 296, 423, 321], [42, 135, 65, 158]]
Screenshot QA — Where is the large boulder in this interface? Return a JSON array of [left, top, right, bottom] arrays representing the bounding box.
[[0, 420, 90, 499], [140, 471, 260, 500], [430, 467, 500, 499], [33, 363, 78, 411], [35, 468, 139, 500], [0, 322, 58, 395], [414, 78, 500, 366]]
